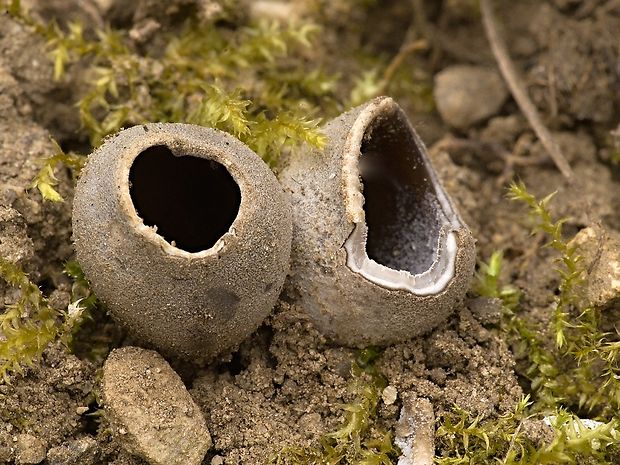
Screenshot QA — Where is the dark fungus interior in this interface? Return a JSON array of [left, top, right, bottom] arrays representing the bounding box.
[[129, 145, 241, 253], [360, 111, 443, 275]]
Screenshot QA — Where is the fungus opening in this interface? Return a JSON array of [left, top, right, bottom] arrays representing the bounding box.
[[129, 145, 241, 253], [359, 112, 444, 275]]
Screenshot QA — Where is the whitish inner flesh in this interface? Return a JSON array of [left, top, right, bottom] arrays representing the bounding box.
[[360, 117, 444, 276], [129, 145, 241, 253]]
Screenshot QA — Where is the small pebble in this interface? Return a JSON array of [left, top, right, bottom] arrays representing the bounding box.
[[570, 227, 620, 310], [382, 385, 398, 405], [434, 65, 508, 130], [102, 347, 212, 465], [75, 406, 89, 415]]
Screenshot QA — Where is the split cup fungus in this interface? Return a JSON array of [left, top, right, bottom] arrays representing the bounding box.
[[280, 97, 476, 346]]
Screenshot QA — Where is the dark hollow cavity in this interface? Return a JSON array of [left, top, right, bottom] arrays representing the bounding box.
[[360, 112, 443, 275], [129, 145, 241, 253]]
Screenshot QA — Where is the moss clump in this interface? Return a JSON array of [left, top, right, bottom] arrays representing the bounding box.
[[507, 181, 620, 415], [446, 182, 620, 464], [0, 259, 92, 382], [5, 0, 333, 166], [436, 396, 620, 464]]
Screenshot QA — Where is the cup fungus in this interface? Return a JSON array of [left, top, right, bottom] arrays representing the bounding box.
[[72, 123, 292, 360], [280, 96, 475, 346]]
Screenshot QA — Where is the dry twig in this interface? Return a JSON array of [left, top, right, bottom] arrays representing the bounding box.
[[378, 39, 428, 94], [480, 0, 574, 180]]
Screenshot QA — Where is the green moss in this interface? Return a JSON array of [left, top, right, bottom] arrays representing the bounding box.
[[436, 396, 620, 464], [476, 183, 620, 415], [459, 182, 620, 463], [474, 250, 520, 310], [31, 138, 86, 202], [6, 0, 333, 165], [507, 182, 584, 350], [0, 259, 90, 382], [507, 181, 620, 415]]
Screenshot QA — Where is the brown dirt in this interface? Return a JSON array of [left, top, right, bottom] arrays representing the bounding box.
[[1, 0, 619, 464]]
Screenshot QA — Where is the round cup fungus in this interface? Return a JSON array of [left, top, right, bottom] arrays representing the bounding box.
[[280, 96, 476, 347], [72, 123, 292, 360]]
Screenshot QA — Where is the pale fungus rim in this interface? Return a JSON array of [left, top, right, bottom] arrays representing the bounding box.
[[116, 125, 248, 260], [341, 97, 463, 295]]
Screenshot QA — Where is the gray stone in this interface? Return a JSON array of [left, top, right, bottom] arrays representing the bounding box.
[[434, 65, 508, 130], [102, 347, 211, 465]]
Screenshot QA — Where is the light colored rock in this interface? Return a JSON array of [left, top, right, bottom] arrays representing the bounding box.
[[15, 434, 47, 465], [382, 385, 398, 405], [434, 65, 508, 130], [395, 397, 435, 465], [570, 227, 620, 310], [102, 347, 211, 465], [248, 1, 302, 22]]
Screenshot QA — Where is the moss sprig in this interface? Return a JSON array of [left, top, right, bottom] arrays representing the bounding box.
[[507, 181, 584, 349], [31, 138, 86, 202], [436, 397, 620, 464], [64, 260, 97, 313], [474, 250, 520, 311], [0, 259, 88, 382]]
